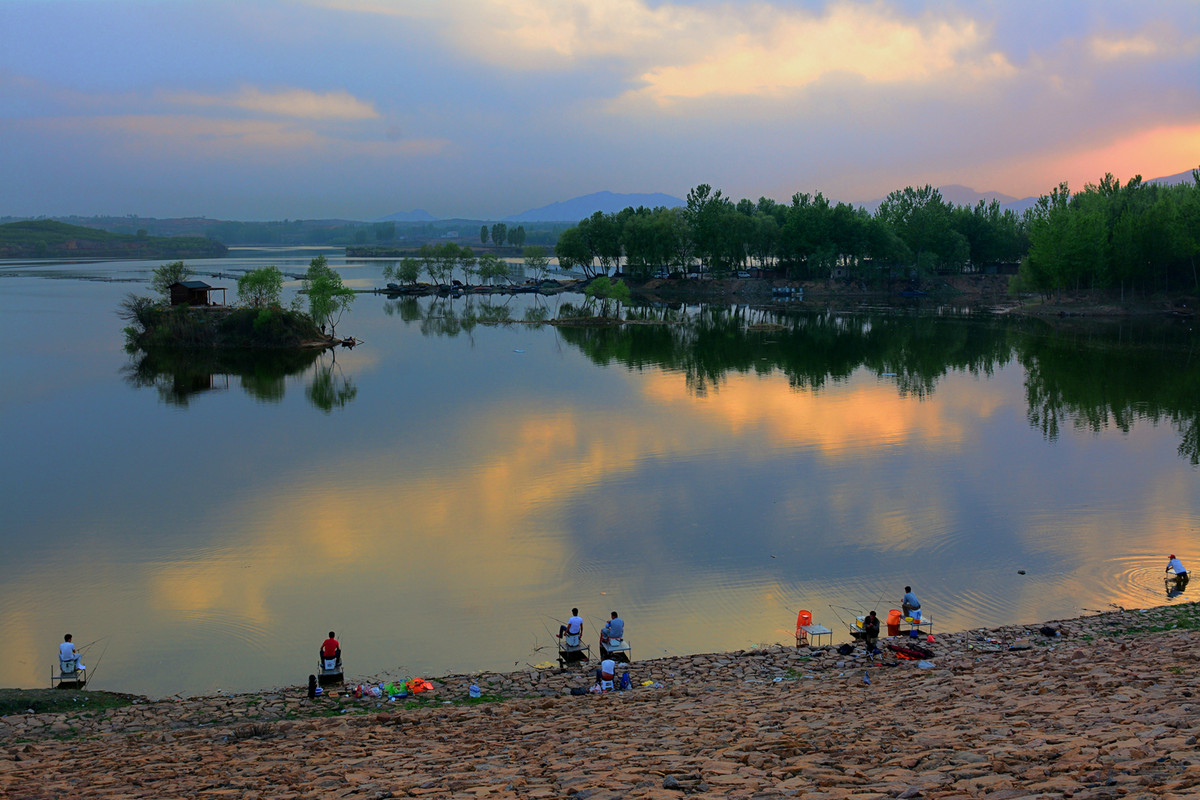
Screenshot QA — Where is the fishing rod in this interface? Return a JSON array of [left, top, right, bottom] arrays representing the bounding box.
[[83, 639, 111, 685], [866, 585, 889, 617], [73, 635, 110, 653], [828, 604, 853, 631]]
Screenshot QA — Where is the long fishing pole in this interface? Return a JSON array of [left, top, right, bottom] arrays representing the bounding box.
[[73, 635, 109, 653], [828, 604, 852, 631], [866, 585, 889, 616], [83, 639, 111, 685]]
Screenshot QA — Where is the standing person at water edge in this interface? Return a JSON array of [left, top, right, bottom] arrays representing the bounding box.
[[902, 586, 921, 618], [1167, 555, 1189, 585], [59, 634, 84, 669], [320, 631, 341, 665], [601, 611, 624, 645], [558, 608, 583, 639]]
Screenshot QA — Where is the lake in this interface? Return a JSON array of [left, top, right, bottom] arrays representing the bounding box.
[[2, 248, 1198, 697]]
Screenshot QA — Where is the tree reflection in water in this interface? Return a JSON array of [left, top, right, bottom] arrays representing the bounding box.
[[386, 296, 1200, 464], [306, 350, 357, 412], [123, 346, 358, 412]]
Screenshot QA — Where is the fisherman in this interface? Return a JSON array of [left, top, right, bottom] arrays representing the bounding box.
[[600, 611, 624, 646], [558, 608, 584, 640], [1166, 555, 1189, 588], [902, 586, 921, 619], [59, 634, 85, 671], [320, 631, 341, 666], [861, 611, 881, 653], [1167, 554, 1188, 579], [594, 657, 617, 690]]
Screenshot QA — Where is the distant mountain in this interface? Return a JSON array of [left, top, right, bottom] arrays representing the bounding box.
[[504, 191, 685, 223], [937, 184, 1018, 207], [858, 185, 1019, 214], [857, 170, 1195, 216], [377, 209, 436, 222], [1003, 169, 1196, 215], [1148, 169, 1196, 187], [0, 220, 226, 259], [1001, 196, 1040, 214]]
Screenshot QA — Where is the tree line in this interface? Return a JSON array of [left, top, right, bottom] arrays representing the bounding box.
[[382, 242, 552, 286], [1018, 173, 1200, 298], [550, 172, 1200, 296]]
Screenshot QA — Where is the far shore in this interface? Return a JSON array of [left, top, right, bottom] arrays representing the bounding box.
[[361, 271, 1197, 322]]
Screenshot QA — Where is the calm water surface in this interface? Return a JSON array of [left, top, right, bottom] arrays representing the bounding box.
[[2, 249, 1198, 696]]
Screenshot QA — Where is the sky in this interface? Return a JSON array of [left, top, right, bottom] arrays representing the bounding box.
[[2, 0, 1198, 221]]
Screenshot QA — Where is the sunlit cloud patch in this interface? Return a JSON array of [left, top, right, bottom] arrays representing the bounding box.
[[166, 86, 381, 120]]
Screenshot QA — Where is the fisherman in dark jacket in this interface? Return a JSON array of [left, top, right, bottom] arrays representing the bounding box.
[[861, 611, 881, 653]]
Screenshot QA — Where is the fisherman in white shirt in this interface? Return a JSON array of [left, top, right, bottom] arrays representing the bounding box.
[[59, 634, 85, 670]]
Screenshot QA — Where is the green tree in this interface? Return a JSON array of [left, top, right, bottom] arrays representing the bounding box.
[[480, 225, 489, 245], [373, 221, 396, 241], [491, 223, 508, 249], [685, 184, 733, 273], [459, 246, 478, 284], [583, 275, 631, 318], [236, 265, 284, 308], [302, 255, 355, 338], [876, 185, 963, 273], [150, 260, 192, 300], [523, 245, 550, 281], [476, 253, 510, 284], [417, 243, 438, 283], [555, 226, 594, 275], [382, 257, 421, 285]]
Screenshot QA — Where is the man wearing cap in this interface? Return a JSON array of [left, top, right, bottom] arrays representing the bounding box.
[[1166, 555, 1189, 588]]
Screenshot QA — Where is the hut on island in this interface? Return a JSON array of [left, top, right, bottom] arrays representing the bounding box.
[[169, 280, 227, 307]]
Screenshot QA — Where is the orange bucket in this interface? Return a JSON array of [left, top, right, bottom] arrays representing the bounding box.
[[887, 609, 902, 637]]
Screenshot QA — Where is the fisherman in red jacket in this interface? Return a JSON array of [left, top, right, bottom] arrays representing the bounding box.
[[320, 631, 341, 666]]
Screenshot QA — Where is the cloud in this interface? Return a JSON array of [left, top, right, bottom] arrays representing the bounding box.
[[1089, 26, 1200, 62], [167, 86, 380, 120], [315, 0, 1014, 101], [629, 4, 1015, 103], [12, 114, 448, 159]]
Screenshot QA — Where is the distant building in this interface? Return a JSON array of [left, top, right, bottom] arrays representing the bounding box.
[[169, 280, 227, 306], [442, 230, 459, 239]]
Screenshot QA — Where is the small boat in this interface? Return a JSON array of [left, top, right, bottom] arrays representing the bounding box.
[[317, 656, 344, 686]]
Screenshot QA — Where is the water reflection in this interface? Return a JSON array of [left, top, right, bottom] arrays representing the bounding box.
[[5, 261, 1200, 697], [383, 294, 547, 337], [392, 299, 1197, 464], [123, 347, 357, 411]]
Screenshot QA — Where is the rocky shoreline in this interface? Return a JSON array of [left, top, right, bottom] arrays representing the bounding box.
[[4, 603, 1199, 798]]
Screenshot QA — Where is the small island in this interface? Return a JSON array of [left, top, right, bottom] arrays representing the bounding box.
[[0, 220, 226, 259], [120, 257, 354, 351]]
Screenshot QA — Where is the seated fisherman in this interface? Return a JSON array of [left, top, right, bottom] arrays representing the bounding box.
[[594, 658, 617, 689], [320, 631, 342, 666], [558, 608, 583, 642], [59, 634, 85, 670], [901, 586, 921, 619], [600, 611, 624, 645], [861, 611, 881, 653]]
